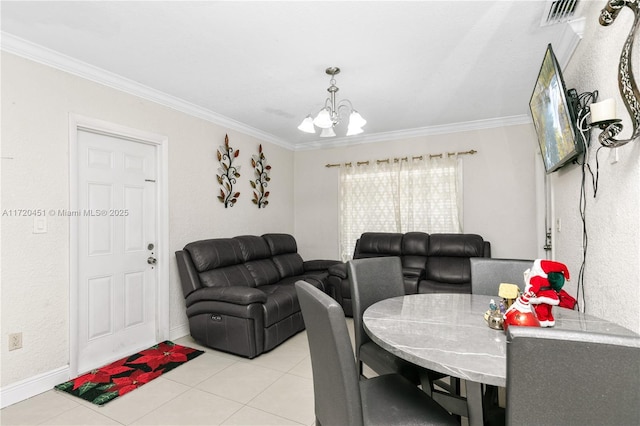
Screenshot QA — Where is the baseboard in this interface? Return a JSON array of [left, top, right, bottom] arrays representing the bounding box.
[[169, 323, 190, 341], [0, 366, 69, 409]]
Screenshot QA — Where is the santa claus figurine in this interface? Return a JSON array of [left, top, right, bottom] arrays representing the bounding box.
[[524, 259, 570, 327]]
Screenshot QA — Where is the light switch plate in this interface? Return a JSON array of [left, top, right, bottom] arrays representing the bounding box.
[[33, 216, 47, 233]]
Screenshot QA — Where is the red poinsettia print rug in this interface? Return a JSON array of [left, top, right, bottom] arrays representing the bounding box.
[[54, 341, 204, 405]]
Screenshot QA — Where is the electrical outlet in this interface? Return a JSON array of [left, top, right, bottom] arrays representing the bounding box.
[[9, 332, 22, 351]]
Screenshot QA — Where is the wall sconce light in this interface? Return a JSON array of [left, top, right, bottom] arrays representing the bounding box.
[[594, 1, 640, 148]]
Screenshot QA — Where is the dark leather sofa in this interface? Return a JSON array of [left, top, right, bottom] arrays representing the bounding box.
[[327, 232, 491, 316], [175, 233, 340, 358]]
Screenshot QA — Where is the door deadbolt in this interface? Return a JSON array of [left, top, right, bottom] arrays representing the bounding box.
[[147, 256, 157, 265], [148, 243, 155, 250]]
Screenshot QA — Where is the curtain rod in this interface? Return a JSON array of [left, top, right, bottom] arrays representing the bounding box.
[[324, 149, 477, 168]]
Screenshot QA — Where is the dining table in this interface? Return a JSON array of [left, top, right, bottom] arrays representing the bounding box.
[[362, 293, 637, 426]]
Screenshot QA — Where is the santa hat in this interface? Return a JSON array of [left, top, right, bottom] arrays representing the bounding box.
[[526, 259, 570, 293]]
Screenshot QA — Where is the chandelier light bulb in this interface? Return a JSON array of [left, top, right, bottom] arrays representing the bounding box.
[[297, 115, 316, 133], [320, 127, 336, 138], [313, 108, 333, 129], [348, 110, 367, 128]]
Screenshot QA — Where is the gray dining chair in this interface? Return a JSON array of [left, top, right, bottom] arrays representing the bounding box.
[[347, 257, 461, 406], [295, 280, 457, 426], [347, 257, 422, 381], [469, 258, 533, 296], [469, 257, 533, 420], [506, 326, 640, 425]]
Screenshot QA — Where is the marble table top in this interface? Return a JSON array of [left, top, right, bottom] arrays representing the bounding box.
[[363, 293, 637, 387]]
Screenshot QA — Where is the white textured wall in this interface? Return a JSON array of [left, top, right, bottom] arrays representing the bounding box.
[[294, 124, 540, 261], [555, 2, 640, 333], [1, 52, 294, 387]]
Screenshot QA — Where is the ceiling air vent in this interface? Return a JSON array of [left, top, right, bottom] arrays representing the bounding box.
[[541, 0, 580, 26]]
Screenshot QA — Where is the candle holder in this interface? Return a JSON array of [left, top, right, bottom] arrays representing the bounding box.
[[597, 0, 640, 148], [590, 119, 622, 129], [590, 119, 624, 148]]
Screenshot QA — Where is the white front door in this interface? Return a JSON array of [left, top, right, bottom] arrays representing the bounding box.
[[76, 129, 158, 374]]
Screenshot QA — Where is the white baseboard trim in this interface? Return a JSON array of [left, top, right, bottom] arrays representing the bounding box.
[[0, 366, 70, 409], [169, 323, 190, 341]]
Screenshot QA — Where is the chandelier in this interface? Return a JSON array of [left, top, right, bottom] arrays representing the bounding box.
[[297, 67, 366, 137]]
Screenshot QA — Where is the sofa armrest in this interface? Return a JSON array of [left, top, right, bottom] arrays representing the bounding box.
[[403, 276, 420, 295], [185, 286, 267, 308], [176, 250, 202, 298], [484, 241, 491, 257], [328, 262, 348, 279], [304, 259, 343, 271]]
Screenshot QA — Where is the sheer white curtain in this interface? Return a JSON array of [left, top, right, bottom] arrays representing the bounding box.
[[339, 155, 462, 260]]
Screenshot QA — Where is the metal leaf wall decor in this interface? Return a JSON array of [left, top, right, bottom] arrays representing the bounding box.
[[216, 134, 240, 208], [251, 144, 271, 208]]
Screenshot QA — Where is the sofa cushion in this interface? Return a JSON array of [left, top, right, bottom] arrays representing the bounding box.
[[263, 233, 298, 255], [236, 235, 272, 261], [425, 234, 485, 284], [245, 259, 281, 286], [424, 257, 472, 284], [427, 233, 485, 257], [199, 265, 256, 288], [262, 233, 305, 277], [273, 253, 305, 278], [356, 232, 403, 257], [259, 284, 300, 327], [185, 286, 267, 308], [184, 238, 244, 273]]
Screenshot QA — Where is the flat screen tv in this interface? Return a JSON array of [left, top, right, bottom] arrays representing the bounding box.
[[529, 44, 581, 174]]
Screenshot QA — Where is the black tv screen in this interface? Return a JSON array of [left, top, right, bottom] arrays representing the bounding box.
[[529, 44, 581, 173]]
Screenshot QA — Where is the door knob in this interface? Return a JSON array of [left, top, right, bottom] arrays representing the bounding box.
[[147, 256, 157, 265]]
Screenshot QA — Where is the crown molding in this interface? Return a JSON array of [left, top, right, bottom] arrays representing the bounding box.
[[2, 31, 533, 153], [293, 114, 533, 151], [0, 32, 295, 150]]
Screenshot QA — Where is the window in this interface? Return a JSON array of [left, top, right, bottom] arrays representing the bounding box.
[[339, 156, 462, 260]]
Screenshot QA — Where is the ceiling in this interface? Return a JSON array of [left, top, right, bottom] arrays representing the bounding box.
[[0, 1, 585, 150]]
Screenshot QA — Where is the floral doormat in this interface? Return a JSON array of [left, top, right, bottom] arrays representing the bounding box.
[[54, 341, 204, 405]]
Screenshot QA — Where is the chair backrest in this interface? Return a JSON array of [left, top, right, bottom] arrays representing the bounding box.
[[295, 280, 363, 426], [469, 258, 533, 296], [506, 326, 640, 425], [348, 257, 405, 361]]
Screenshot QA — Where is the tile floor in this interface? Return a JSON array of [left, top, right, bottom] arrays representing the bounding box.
[[1, 322, 347, 426]]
